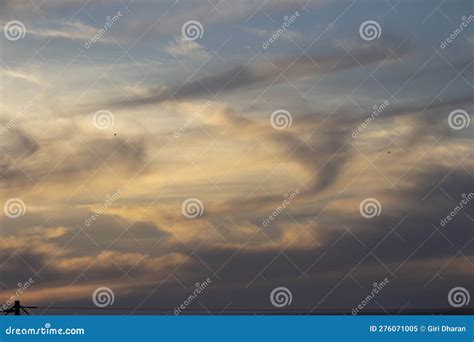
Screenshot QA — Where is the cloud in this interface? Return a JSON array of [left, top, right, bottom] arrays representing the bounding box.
[[165, 36, 210, 60], [246, 26, 305, 43], [1, 68, 44, 86], [108, 39, 410, 109], [0, 133, 148, 191], [0, 0, 472, 314]]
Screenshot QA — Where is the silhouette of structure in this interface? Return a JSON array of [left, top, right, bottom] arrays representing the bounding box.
[[1, 300, 37, 315]]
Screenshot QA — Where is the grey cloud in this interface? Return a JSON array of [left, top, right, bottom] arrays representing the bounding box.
[[0, 136, 149, 190], [0, 164, 471, 312], [109, 41, 410, 109]]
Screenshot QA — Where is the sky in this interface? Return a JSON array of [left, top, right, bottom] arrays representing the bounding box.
[[0, 0, 473, 315]]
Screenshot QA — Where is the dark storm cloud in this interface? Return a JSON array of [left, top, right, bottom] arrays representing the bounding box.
[[271, 128, 352, 193], [0, 210, 171, 286], [0, 136, 149, 189], [0, 162, 471, 311], [0, 207, 170, 258], [201, 89, 472, 219], [0, 126, 39, 159], [383, 95, 474, 122], [108, 40, 411, 109], [174, 167, 473, 310], [184, 163, 473, 278]]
